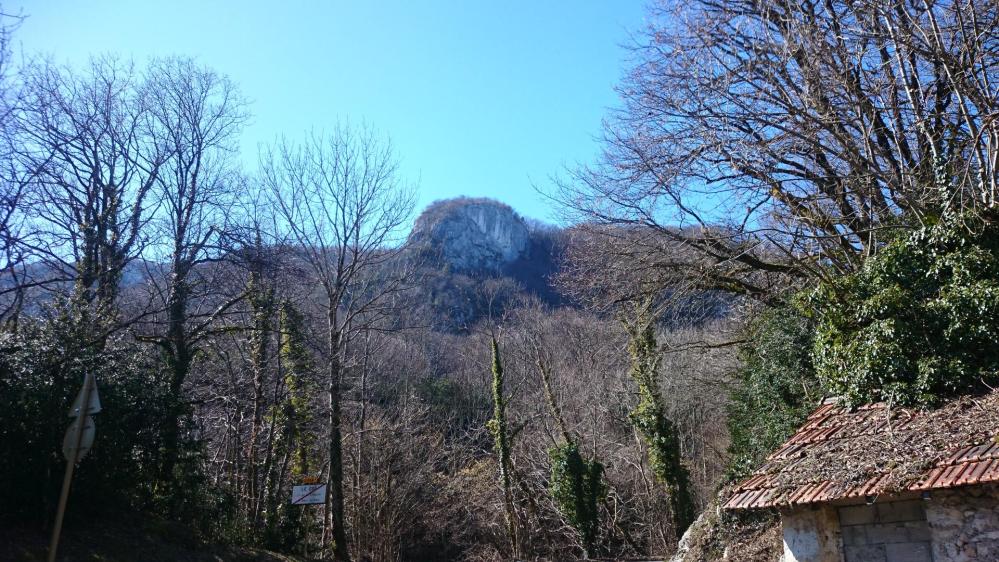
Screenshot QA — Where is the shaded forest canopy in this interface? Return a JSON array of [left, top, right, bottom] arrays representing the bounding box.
[[2, 0, 999, 561]]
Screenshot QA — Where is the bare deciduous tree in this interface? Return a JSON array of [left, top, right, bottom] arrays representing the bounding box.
[[556, 0, 999, 300], [0, 8, 27, 322], [262, 124, 415, 562], [138, 56, 248, 485], [18, 57, 164, 322]]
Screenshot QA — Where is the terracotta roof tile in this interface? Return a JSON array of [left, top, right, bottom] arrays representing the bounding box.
[[724, 391, 999, 510]]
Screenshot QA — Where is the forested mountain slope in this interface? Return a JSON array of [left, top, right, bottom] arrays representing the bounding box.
[[403, 197, 565, 330], [3, 0, 998, 560]]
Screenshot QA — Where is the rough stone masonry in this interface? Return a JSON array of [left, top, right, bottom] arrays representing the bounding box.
[[926, 483, 999, 561]]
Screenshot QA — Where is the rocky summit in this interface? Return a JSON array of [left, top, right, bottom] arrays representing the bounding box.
[[409, 197, 531, 273]]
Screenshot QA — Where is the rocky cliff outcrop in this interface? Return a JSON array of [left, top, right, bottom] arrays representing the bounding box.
[[409, 197, 531, 273]]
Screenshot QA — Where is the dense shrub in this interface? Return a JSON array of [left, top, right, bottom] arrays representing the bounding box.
[[726, 305, 820, 481], [0, 306, 240, 540], [805, 211, 999, 406], [0, 309, 166, 524]]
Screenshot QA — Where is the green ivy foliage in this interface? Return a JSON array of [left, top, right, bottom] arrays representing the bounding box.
[[805, 211, 999, 407], [278, 300, 314, 478], [624, 315, 696, 536], [486, 339, 511, 463], [548, 441, 605, 556], [725, 306, 820, 481], [487, 338, 519, 555], [260, 300, 314, 551]]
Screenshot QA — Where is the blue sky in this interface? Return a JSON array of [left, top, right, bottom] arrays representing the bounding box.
[[13, 1, 646, 222]]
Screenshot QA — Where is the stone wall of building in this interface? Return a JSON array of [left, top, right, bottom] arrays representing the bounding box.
[[772, 485, 999, 561], [837, 499, 932, 562], [926, 483, 999, 561], [780, 505, 842, 562]]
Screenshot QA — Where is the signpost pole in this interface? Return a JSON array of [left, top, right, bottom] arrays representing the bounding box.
[[290, 478, 324, 560], [303, 510, 310, 560], [47, 373, 94, 562]]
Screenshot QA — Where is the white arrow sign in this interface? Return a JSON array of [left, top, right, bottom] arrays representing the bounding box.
[[62, 415, 95, 463], [68, 373, 101, 418], [49, 373, 101, 562]]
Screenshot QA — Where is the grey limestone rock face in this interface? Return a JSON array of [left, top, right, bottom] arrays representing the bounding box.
[[410, 198, 530, 272]]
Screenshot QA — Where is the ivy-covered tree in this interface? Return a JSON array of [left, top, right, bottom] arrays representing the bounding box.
[[279, 300, 315, 478], [487, 338, 518, 557], [262, 300, 315, 551], [246, 241, 276, 526], [532, 336, 605, 557], [548, 441, 605, 558], [623, 307, 695, 538], [806, 210, 999, 406], [726, 305, 820, 480]]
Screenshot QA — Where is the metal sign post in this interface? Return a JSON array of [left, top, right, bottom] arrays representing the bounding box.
[[48, 373, 101, 562]]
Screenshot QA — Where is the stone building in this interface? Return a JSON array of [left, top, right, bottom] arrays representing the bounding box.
[[725, 392, 999, 561]]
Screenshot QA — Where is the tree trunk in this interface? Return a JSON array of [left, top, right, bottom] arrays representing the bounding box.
[[248, 297, 271, 524], [160, 275, 192, 486], [326, 317, 350, 561]]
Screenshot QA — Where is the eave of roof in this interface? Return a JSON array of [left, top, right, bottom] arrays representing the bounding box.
[[725, 391, 999, 510]]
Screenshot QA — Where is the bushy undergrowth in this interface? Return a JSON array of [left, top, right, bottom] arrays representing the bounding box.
[[0, 307, 242, 543], [725, 305, 821, 481], [727, 210, 999, 485], [0, 309, 164, 524], [806, 211, 999, 406]]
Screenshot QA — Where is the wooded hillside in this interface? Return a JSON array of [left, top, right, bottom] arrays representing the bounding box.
[[2, 1, 998, 560]]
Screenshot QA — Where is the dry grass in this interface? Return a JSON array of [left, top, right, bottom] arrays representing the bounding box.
[[673, 489, 782, 562]]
